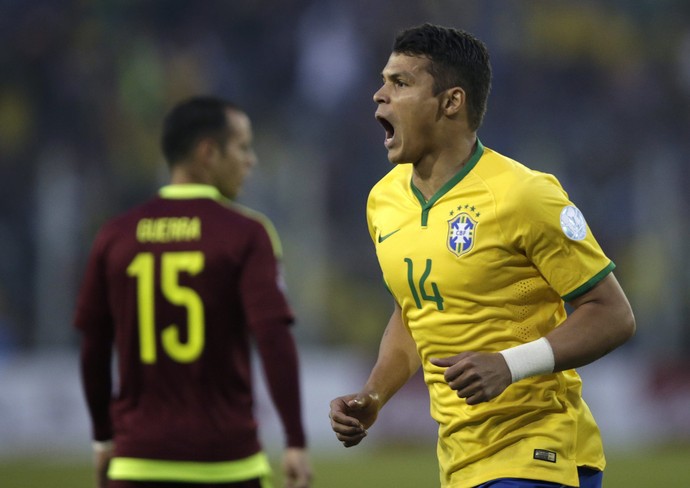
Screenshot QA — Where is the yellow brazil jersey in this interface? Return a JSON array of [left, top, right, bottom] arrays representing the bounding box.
[[367, 141, 614, 488]]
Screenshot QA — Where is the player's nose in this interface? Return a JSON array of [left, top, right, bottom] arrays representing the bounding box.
[[373, 84, 389, 104]]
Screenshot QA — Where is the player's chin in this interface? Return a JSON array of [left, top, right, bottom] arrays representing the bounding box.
[[386, 149, 405, 165], [386, 144, 416, 166]]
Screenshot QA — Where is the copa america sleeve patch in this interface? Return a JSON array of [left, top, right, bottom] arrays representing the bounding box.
[[560, 205, 587, 241]]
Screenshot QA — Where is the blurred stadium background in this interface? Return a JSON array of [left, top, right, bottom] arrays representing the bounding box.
[[1, 0, 690, 486]]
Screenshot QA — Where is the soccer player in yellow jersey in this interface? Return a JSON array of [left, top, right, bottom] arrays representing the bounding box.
[[329, 24, 635, 488]]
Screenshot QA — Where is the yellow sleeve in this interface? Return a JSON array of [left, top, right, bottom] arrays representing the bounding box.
[[504, 171, 614, 300]]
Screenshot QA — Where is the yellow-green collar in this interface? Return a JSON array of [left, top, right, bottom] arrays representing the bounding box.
[[158, 184, 223, 200]]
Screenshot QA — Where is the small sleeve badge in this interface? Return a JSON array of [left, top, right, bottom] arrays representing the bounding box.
[[560, 205, 587, 241]]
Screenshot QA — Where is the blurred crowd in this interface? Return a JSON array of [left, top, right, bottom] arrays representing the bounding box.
[[1, 0, 689, 357]]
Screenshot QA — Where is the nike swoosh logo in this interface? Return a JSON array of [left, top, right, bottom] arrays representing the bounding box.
[[378, 229, 401, 243]]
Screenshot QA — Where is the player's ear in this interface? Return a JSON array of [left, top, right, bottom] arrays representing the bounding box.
[[442, 87, 465, 116], [194, 137, 219, 165]]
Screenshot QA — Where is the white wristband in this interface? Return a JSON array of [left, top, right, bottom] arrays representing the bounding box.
[[499, 337, 555, 383]]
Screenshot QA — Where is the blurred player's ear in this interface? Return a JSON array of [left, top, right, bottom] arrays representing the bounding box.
[[194, 137, 219, 164]]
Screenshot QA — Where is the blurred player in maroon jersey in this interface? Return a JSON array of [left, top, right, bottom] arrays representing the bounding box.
[[74, 96, 311, 488]]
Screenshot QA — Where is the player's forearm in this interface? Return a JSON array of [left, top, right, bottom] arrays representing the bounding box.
[[499, 274, 634, 383], [547, 273, 635, 372], [364, 356, 419, 407], [254, 321, 306, 448], [363, 305, 420, 406], [80, 334, 114, 440]]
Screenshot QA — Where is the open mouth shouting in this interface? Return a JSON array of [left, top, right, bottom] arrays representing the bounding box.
[[376, 114, 395, 148]]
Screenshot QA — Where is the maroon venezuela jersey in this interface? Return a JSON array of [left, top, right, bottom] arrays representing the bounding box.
[[74, 185, 297, 463]]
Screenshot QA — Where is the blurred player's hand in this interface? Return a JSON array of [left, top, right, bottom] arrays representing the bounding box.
[[430, 352, 511, 405], [282, 447, 312, 488], [92, 440, 114, 488], [329, 392, 381, 447]]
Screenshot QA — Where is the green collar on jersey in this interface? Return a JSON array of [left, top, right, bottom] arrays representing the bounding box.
[[159, 184, 224, 200], [411, 138, 484, 227]]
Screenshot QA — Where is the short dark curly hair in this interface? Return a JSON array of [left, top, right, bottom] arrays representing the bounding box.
[[393, 23, 492, 131]]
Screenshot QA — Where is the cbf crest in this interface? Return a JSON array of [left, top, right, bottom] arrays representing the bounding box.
[[447, 213, 477, 257]]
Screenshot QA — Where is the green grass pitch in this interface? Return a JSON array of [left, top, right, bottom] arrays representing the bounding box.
[[1, 444, 688, 487]]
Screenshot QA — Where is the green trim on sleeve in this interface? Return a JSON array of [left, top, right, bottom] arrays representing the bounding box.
[[561, 261, 616, 302], [108, 451, 272, 484]]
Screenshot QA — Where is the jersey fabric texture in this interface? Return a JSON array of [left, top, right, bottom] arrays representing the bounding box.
[[366, 141, 612, 488], [74, 184, 300, 483]]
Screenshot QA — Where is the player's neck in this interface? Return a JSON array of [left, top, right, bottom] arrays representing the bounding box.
[[169, 163, 210, 186], [412, 135, 477, 200]]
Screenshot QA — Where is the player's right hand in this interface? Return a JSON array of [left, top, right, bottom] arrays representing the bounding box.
[[329, 392, 380, 447]]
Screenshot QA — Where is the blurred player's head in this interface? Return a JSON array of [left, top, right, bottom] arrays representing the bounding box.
[[162, 96, 257, 199], [392, 23, 492, 131]]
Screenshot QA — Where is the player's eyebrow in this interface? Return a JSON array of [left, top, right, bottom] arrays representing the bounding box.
[[381, 70, 415, 84]]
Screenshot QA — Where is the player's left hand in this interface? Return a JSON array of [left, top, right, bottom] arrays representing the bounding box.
[[282, 447, 312, 488], [92, 441, 114, 488], [430, 352, 511, 405]]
